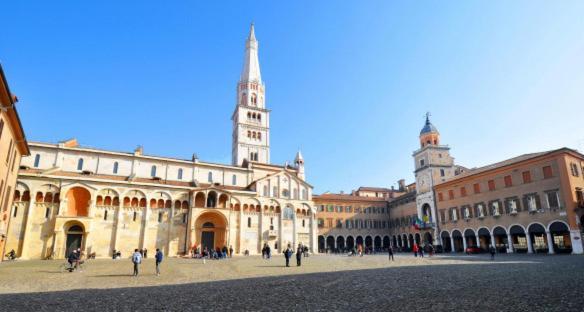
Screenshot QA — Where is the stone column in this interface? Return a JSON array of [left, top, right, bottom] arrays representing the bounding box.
[[507, 233, 514, 253], [462, 236, 468, 251], [450, 236, 455, 253], [167, 204, 175, 256], [546, 231, 554, 254], [490, 234, 496, 249], [140, 202, 151, 250], [112, 202, 123, 255], [258, 205, 264, 254], [19, 196, 36, 259], [526, 234, 533, 254]]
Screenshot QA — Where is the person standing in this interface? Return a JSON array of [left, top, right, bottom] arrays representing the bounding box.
[[132, 249, 142, 276], [489, 245, 496, 260], [283, 244, 293, 267], [296, 244, 303, 266], [155, 248, 163, 276], [229, 245, 234, 258], [266, 244, 271, 259], [413, 243, 419, 257], [388, 246, 394, 261]]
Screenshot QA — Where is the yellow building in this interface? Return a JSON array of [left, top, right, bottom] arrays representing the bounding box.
[[0, 64, 30, 261]]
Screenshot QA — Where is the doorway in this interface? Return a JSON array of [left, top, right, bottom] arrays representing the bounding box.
[[65, 225, 84, 256], [202, 231, 215, 251]]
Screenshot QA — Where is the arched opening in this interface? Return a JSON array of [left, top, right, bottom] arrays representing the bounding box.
[[383, 236, 390, 250], [528, 223, 547, 253], [326, 236, 335, 252], [346, 236, 355, 250], [441, 231, 452, 252], [397, 235, 403, 249], [422, 203, 432, 223], [365, 236, 373, 249], [509, 225, 527, 253], [464, 229, 477, 248], [194, 192, 205, 208], [414, 233, 421, 245], [336, 236, 345, 252], [66, 187, 90, 217], [65, 223, 85, 257], [493, 226, 508, 253], [206, 191, 217, 208], [452, 230, 463, 252], [549, 221, 572, 254], [374, 236, 382, 251], [195, 212, 227, 252], [477, 228, 491, 250], [423, 232, 433, 245], [356, 236, 364, 248], [218, 194, 228, 209], [318, 235, 325, 253], [408, 234, 414, 250]]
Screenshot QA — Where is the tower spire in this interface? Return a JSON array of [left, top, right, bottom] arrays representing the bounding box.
[[240, 23, 262, 83]]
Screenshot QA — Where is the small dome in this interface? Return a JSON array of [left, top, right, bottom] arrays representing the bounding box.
[[420, 115, 438, 135]]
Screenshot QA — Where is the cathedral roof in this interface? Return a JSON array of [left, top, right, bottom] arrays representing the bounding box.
[[420, 114, 438, 135]]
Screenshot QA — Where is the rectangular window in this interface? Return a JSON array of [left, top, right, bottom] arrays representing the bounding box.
[[488, 180, 496, 191], [543, 166, 553, 179], [546, 191, 560, 210], [570, 163, 580, 177], [460, 187, 467, 197], [345, 206, 352, 213], [104, 210, 108, 220], [133, 212, 137, 221], [2, 186, 11, 213], [158, 212, 163, 222], [504, 175, 513, 188], [327, 205, 334, 212], [522, 171, 532, 184], [0, 120, 4, 140], [473, 183, 480, 194], [440, 209, 446, 224], [438, 193, 443, 202], [317, 219, 324, 228], [247, 217, 251, 228], [448, 190, 454, 200], [182, 213, 187, 224], [45, 207, 51, 219], [6, 139, 13, 163]]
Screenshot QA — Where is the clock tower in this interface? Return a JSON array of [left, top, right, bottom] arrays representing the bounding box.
[[413, 113, 455, 246]]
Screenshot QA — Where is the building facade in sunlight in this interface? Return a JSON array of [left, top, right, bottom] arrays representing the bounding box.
[[5, 25, 317, 260], [386, 116, 584, 255], [0, 65, 30, 261]]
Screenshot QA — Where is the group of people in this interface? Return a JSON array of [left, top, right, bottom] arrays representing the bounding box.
[[131, 248, 164, 276], [412, 243, 435, 257], [191, 245, 234, 260], [282, 243, 308, 267], [66, 248, 85, 271]]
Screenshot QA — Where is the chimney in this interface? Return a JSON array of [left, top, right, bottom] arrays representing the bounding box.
[[60, 138, 78, 148], [398, 179, 406, 191], [134, 145, 143, 156]]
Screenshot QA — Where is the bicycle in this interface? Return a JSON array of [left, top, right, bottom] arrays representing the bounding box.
[[59, 260, 87, 273]]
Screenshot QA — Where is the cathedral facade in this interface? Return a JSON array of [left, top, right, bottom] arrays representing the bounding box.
[[5, 25, 316, 260]]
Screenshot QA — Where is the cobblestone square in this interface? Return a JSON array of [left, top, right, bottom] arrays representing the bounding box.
[[0, 253, 583, 311]]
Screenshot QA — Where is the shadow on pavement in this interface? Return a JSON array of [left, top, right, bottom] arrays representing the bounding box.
[[0, 258, 581, 312]]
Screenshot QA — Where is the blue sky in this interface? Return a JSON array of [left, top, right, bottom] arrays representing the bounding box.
[[1, 1, 583, 193]]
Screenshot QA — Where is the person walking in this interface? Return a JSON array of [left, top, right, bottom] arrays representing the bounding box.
[[283, 244, 293, 267], [229, 245, 234, 258], [296, 244, 303, 267], [132, 249, 142, 276], [413, 243, 419, 257], [155, 248, 163, 276], [388, 246, 394, 261], [489, 245, 496, 260], [266, 244, 271, 259]]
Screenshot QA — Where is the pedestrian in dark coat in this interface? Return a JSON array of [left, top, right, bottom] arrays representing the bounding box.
[[388, 247, 394, 261], [296, 244, 303, 266], [489, 245, 496, 260], [283, 244, 293, 267], [155, 248, 163, 276]]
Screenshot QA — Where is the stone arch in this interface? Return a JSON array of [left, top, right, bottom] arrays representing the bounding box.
[[217, 194, 229, 208], [66, 187, 91, 217], [365, 235, 373, 248], [477, 227, 491, 250], [374, 236, 382, 250], [451, 229, 463, 252], [195, 211, 228, 251], [509, 224, 527, 253], [336, 236, 345, 251], [346, 236, 355, 249], [194, 192, 206, 208], [527, 222, 547, 253], [492, 226, 508, 252], [326, 235, 335, 251], [383, 236, 390, 249], [441, 231, 452, 252], [463, 228, 477, 247], [206, 191, 218, 208], [548, 220, 572, 254]]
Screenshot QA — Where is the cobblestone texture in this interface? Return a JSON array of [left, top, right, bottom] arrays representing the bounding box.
[[0, 253, 582, 311]]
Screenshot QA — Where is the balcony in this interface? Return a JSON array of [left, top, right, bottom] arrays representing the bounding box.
[[418, 222, 435, 230], [268, 230, 278, 237]]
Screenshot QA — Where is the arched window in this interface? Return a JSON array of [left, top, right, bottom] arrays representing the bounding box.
[[263, 185, 268, 197], [178, 168, 183, 180], [232, 174, 237, 185], [302, 189, 307, 200], [208, 171, 213, 183], [113, 162, 119, 174], [257, 114, 261, 121], [247, 217, 251, 228], [151, 165, 157, 177], [273, 186, 278, 197], [252, 132, 256, 139], [77, 158, 84, 171], [33, 154, 40, 168], [282, 189, 290, 198], [247, 131, 251, 138], [251, 93, 257, 106], [254, 153, 259, 161], [252, 113, 256, 119], [257, 132, 262, 140], [241, 93, 247, 105], [247, 112, 251, 119]]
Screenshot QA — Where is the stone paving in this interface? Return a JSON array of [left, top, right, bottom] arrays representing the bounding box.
[[0, 253, 583, 311]]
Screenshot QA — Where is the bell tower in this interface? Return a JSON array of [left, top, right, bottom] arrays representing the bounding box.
[[413, 113, 455, 245], [232, 24, 271, 166]]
